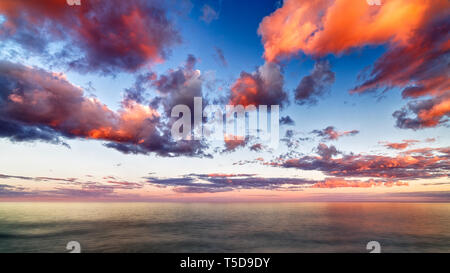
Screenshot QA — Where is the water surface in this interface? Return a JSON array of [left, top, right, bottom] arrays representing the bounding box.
[[0, 202, 448, 252]]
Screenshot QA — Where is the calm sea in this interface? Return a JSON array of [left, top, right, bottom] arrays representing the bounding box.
[[0, 202, 448, 253]]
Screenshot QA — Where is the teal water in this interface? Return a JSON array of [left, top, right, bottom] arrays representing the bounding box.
[[0, 202, 449, 253]]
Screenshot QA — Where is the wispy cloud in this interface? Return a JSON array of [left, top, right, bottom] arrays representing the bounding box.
[[200, 4, 219, 24], [311, 126, 359, 141], [267, 145, 449, 180]]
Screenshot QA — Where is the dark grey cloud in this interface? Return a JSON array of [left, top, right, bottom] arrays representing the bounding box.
[[123, 73, 156, 106], [146, 174, 313, 193], [311, 126, 359, 141], [295, 60, 335, 105]]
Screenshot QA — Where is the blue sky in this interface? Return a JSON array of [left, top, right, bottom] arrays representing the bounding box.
[[0, 0, 448, 201]]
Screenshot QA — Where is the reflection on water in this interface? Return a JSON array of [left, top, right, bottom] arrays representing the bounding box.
[[0, 202, 448, 252]]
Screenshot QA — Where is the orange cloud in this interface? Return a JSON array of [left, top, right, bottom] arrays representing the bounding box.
[[258, 0, 447, 61], [0, 0, 179, 74], [0, 61, 212, 157], [274, 146, 449, 180], [311, 178, 409, 188], [258, 0, 449, 129]]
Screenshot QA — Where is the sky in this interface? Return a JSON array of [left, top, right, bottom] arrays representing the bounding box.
[[0, 0, 448, 202]]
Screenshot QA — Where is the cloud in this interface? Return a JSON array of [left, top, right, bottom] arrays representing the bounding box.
[[146, 55, 211, 156], [250, 143, 263, 152], [311, 178, 409, 189], [422, 182, 450, 186], [258, 0, 449, 129], [316, 143, 339, 160], [0, 183, 115, 199], [230, 62, 287, 107], [223, 135, 247, 152], [104, 180, 143, 190], [384, 191, 450, 202], [204, 173, 255, 178], [0, 173, 146, 189], [401, 147, 450, 157], [393, 94, 450, 129], [173, 186, 231, 193], [222, 135, 266, 153], [258, 0, 448, 61], [213, 46, 228, 67], [0, 173, 77, 183], [350, 14, 449, 98], [47, 186, 116, 198], [0, 0, 180, 74], [274, 147, 449, 180], [146, 173, 410, 193], [279, 129, 312, 159], [200, 4, 219, 23], [355, 15, 450, 129], [294, 60, 335, 105], [280, 115, 295, 125], [0, 118, 69, 147], [146, 173, 312, 193], [0, 60, 208, 157], [380, 139, 419, 150], [0, 173, 146, 199], [0, 184, 30, 197], [311, 126, 359, 141], [123, 72, 157, 106], [0, 60, 157, 145], [151, 54, 204, 116], [0, 174, 33, 181]]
